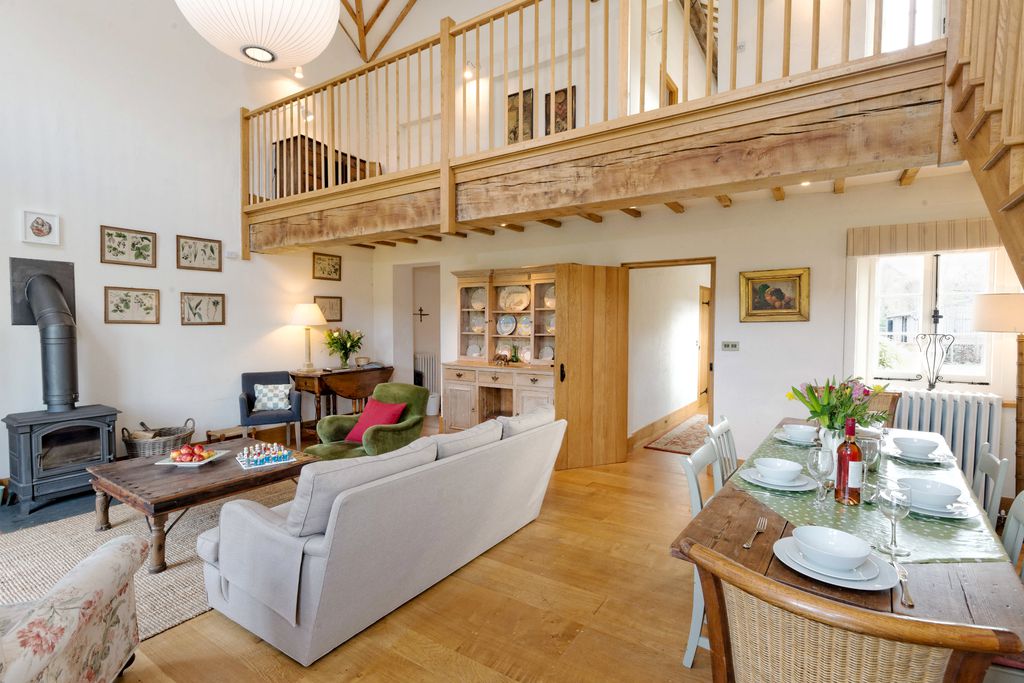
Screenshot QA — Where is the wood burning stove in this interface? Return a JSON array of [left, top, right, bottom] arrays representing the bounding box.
[[5, 258, 120, 514]]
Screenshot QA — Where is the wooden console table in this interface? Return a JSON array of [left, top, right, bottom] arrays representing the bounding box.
[[290, 365, 394, 421]]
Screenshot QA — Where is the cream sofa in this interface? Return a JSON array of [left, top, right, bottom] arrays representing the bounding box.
[[197, 407, 565, 666]]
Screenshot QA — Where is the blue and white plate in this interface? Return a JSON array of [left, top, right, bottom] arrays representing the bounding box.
[[496, 314, 517, 336]]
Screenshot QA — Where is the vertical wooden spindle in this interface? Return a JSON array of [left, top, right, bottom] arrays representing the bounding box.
[[729, 0, 738, 90], [489, 19, 494, 151], [604, 0, 610, 118], [811, 0, 821, 70], [873, 0, 883, 56], [756, 0, 764, 83], [705, 0, 714, 96], [842, 0, 851, 63], [661, 0, 670, 105], [476, 27, 481, 153], [586, 0, 591, 124], [782, 0, 792, 78], [417, 50, 423, 166], [550, 0, 557, 131], [640, 0, 647, 113], [907, 0, 916, 47], [430, 46, 435, 163], [567, 0, 573, 128], [519, 9, 525, 142], [684, 0, 691, 98]]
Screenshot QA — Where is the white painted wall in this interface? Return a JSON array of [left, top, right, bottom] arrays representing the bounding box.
[[413, 266, 442, 390], [628, 264, 711, 433], [369, 173, 1000, 468], [0, 0, 374, 477]]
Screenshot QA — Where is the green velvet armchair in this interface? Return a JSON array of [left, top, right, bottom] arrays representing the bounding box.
[[305, 383, 430, 460]]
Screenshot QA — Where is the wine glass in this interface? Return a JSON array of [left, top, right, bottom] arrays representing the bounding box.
[[877, 484, 911, 558], [859, 439, 881, 474], [806, 448, 834, 508]]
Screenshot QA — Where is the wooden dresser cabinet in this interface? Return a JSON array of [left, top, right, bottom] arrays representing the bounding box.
[[443, 264, 628, 470]]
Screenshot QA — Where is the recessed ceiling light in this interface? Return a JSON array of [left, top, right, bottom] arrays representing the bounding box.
[[800, 181, 811, 186], [242, 46, 276, 63], [293, 66, 304, 79]]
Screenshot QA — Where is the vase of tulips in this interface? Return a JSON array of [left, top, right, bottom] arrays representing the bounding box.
[[324, 328, 364, 369], [787, 377, 889, 460]]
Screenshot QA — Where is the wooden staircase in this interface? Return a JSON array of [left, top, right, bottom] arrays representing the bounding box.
[[946, 0, 1024, 284]]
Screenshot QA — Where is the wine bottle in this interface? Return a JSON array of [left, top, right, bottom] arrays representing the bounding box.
[[835, 417, 862, 505]]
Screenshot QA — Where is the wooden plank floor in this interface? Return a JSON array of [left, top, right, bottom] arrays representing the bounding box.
[[129, 438, 713, 682]]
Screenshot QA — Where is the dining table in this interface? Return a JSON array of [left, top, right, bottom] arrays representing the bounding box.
[[671, 418, 1024, 668]]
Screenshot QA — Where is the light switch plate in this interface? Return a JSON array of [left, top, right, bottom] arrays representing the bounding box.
[[721, 341, 739, 351]]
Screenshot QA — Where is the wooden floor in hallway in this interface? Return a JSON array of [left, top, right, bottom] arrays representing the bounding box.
[[128, 443, 713, 682]]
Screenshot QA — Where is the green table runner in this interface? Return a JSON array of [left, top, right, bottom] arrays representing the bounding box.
[[732, 430, 1008, 564]]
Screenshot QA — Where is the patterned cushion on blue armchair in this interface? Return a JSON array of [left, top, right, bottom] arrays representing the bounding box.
[[254, 384, 292, 411]]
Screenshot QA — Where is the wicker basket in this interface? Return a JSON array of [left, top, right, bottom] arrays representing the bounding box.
[[121, 418, 195, 459]]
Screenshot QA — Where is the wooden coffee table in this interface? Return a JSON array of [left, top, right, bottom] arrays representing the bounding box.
[[87, 439, 316, 573]]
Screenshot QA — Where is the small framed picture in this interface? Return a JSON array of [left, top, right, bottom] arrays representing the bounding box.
[[176, 235, 222, 272], [104, 286, 160, 324], [312, 252, 342, 281], [314, 296, 342, 322], [22, 211, 61, 246], [100, 225, 156, 268], [180, 292, 225, 326], [739, 267, 810, 322]]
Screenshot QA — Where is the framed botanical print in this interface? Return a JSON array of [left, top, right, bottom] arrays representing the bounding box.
[[104, 286, 159, 324], [739, 267, 810, 322], [22, 210, 61, 246], [176, 235, 222, 272], [312, 252, 342, 281], [180, 292, 225, 326], [506, 88, 534, 144], [314, 295, 342, 322], [100, 226, 156, 268]]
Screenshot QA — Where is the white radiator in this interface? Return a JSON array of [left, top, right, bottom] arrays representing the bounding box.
[[893, 389, 1002, 479], [414, 352, 438, 394]]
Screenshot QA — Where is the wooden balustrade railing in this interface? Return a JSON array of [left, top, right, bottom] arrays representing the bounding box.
[[242, 0, 947, 211]]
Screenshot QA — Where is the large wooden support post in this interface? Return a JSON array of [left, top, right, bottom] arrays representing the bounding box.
[[240, 106, 252, 260], [1017, 334, 1024, 494], [439, 17, 457, 234]]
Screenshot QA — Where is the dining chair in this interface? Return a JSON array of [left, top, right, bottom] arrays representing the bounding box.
[[1002, 491, 1024, 579], [867, 390, 902, 428], [705, 418, 739, 489], [973, 442, 1009, 527], [679, 439, 720, 668], [681, 539, 1023, 682]]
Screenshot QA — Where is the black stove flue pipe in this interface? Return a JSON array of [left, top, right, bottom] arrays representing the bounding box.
[[25, 274, 78, 412]]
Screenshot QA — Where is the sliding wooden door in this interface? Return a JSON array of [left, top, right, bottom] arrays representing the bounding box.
[[554, 264, 629, 469]]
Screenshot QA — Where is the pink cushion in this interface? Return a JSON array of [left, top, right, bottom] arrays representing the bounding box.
[[994, 654, 1024, 671], [346, 398, 407, 443]]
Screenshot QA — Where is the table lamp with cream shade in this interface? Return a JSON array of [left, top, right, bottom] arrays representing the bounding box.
[[292, 303, 327, 372], [974, 293, 1024, 494]]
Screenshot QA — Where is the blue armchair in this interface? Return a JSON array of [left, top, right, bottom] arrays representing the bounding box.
[[239, 371, 303, 449]]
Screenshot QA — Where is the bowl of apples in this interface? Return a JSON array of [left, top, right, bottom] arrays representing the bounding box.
[[158, 443, 224, 468]]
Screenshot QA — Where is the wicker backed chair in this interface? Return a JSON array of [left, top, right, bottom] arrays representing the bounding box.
[[867, 390, 901, 428], [681, 540, 1022, 682]]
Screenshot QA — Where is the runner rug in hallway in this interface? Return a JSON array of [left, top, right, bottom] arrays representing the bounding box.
[[645, 413, 709, 455]]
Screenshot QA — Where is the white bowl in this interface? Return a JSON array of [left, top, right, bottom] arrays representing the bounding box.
[[754, 457, 803, 484], [782, 424, 817, 443], [792, 526, 871, 571], [892, 437, 937, 457], [899, 477, 961, 509]]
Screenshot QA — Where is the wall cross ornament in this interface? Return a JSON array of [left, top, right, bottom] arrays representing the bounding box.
[[413, 306, 430, 322]]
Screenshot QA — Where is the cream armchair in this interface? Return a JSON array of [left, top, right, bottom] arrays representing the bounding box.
[[0, 535, 148, 683]]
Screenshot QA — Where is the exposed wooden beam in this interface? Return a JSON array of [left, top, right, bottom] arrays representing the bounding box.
[[352, 243, 376, 249], [771, 187, 786, 201], [375, 240, 397, 246], [339, 0, 359, 23], [538, 218, 562, 228], [715, 195, 733, 208], [664, 201, 686, 213], [620, 207, 642, 218], [395, 237, 418, 244], [369, 0, 418, 62], [364, 0, 391, 32], [498, 223, 526, 232], [336, 19, 362, 57], [353, 0, 368, 61], [419, 234, 443, 241], [578, 212, 603, 223], [469, 227, 496, 235], [897, 167, 920, 186], [833, 178, 846, 194]]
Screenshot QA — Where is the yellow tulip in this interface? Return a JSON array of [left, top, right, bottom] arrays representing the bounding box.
[[785, 391, 795, 401]]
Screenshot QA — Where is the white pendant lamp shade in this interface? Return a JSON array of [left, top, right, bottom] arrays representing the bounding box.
[[174, 0, 340, 69]]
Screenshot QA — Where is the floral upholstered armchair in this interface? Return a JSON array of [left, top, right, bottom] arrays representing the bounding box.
[[0, 535, 148, 683]]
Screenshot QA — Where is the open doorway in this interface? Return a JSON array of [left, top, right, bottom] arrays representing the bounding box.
[[412, 265, 441, 430], [623, 257, 716, 456]]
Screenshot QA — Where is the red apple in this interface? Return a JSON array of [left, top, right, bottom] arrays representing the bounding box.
[[169, 449, 181, 461], [180, 444, 194, 455], [193, 444, 205, 455]]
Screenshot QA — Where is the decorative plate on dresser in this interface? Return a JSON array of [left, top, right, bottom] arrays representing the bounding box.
[[470, 288, 487, 310], [543, 285, 556, 308], [499, 286, 531, 311], [496, 314, 517, 335], [516, 314, 533, 335]]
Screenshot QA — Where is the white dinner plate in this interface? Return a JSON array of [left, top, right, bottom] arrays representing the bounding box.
[[496, 314, 517, 336], [538, 345, 555, 360], [785, 542, 880, 581], [773, 538, 898, 591], [154, 450, 229, 468], [466, 344, 482, 358], [516, 314, 533, 335], [887, 450, 953, 467], [468, 311, 486, 333], [543, 286, 556, 308], [738, 468, 817, 492], [908, 502, 977, 520], [772, 430, 818, 447], [499, 286, 531, 311], [469, 288, 486, 310]]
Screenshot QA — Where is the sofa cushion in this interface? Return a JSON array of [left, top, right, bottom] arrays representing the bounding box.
[[253, 383, 292, 411], [497, 404, 556, 438], [286, 437, 437, 536], [196, 527, 220, 565], [346, 398, 407, 443], [432, 420, 502, 459]]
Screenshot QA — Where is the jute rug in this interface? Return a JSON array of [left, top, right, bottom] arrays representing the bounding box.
[[645, 413, 709, 455], [0, 480, 296, 640]]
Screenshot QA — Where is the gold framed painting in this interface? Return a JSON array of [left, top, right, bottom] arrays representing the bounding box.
[[739, 267, 810, 322]]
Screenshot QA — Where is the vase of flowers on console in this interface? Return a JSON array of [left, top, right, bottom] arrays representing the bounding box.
[[787, 377, 889, 462], [325, 328, 364, 369]]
